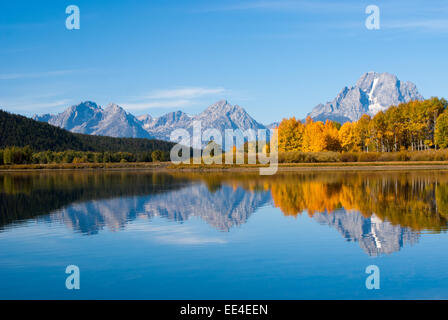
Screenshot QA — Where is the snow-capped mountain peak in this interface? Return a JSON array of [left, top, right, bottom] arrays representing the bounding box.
[[37, 101, 103, 133], [307, 72, 424, 123], [33, 101, 151, 138]]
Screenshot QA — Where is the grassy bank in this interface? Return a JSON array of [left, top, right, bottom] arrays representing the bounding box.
[[2, 161, 448, 171], [2, 150, 448, 171], [0, 162, 170, 170], [278, 149, 448, 163]]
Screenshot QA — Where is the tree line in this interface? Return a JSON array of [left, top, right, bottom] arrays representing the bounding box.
[[0, 147, 170, 165], [278, 97, 448, 153]]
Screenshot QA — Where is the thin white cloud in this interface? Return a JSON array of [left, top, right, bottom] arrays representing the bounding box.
[[128, 222, 228, 245], [155, 235, 227, 245], [198, 0, 357, 13], [121, 86, 228, 112], [122, 99, 192, 111], [203, 0, 293, 12], [147, 87, 226, 99], [384, 19, 448, 32], [1, 99, 72, 113], [0, 69, 88, 80]]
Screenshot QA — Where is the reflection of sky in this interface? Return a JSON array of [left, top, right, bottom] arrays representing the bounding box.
[[1, 177, 448, 299], [127, 221, 228, 245], [1, 202, 448, 299]]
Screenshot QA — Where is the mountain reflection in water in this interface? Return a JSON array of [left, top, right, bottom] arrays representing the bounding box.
[[1, 170, 447, 256]]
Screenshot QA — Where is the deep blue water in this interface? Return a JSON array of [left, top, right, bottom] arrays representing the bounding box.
[[1, 170, 448, 299]]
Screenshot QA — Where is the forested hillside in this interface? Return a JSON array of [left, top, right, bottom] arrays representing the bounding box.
[[0, 109, 175, 153]]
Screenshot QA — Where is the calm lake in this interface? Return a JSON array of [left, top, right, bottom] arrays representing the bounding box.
[[1, 170, 448, 299]]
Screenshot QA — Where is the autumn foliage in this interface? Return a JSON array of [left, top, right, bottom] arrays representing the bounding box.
[[277, 97, 448, 153]]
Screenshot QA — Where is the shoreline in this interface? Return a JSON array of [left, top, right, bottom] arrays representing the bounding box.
[[2, 161, 448, 172]]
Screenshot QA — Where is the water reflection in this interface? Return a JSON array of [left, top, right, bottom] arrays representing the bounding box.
[[313, 210, 418, 256], [51, 184, 271, 234], [1, 170, 447, 256]]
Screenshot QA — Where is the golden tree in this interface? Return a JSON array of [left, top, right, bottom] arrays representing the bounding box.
[[277, 117, 304, 151], [302, 117, 326, 152]]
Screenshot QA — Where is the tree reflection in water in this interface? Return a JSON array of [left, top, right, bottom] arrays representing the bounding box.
[[1, 170, 447, 256]]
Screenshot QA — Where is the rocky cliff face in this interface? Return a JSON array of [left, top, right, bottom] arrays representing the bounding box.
[[307, 72, 424, 123]]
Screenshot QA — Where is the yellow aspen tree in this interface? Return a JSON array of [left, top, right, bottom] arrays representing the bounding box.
[[323, 120, 342, 151], [302, 117, 326, 152], [339, 122, 357, 151], [278, 117, 304, 151]]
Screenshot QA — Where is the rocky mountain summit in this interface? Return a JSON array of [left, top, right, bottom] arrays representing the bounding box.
[[33, 101, 151, 138], [307, 72, 424, 123]]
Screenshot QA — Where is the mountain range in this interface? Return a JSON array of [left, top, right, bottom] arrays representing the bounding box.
[[32, 72, 424, 141], [34, 99, 266, 141]]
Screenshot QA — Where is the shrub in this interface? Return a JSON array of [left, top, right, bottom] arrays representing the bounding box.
[[340, 152, 358, 162], [72, 157, 86, 164], [397, 151, 410, 161], [3, 148, 13, 164], [357, 152, 380, 162], [434, 150, 448, 161], [279, 151, 340, 163], [407, 149, 448, 161], [314, 151, 340, 162], [151, 150, 163, 162]]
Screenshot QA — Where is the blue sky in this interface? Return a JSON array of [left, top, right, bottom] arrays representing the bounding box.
[[0, 0, 447, 124]]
